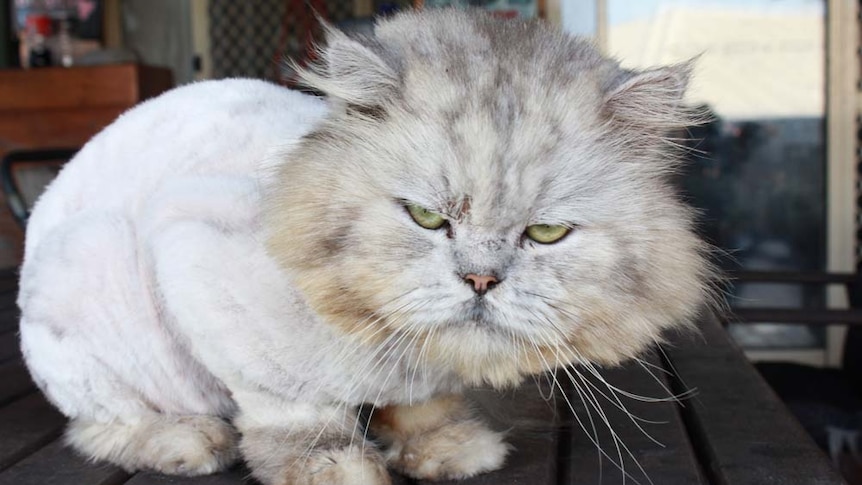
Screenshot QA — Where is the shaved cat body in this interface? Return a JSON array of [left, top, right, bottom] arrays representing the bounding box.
[[18, 9, 713, 485]]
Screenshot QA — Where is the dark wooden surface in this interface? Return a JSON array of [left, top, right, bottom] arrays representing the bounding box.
[[731, 308, 862, 325], [0, 269, 846, 484]]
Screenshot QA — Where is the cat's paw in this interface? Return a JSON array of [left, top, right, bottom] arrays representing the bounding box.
[[150, 415, 240, 475], [67, 415, 239, 476], [384, 420, 510, 480], [288, 447, 391, 485]]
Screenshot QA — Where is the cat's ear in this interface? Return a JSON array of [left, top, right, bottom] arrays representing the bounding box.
[[602, 60, 696, 130], [291, 23, 398, 111]]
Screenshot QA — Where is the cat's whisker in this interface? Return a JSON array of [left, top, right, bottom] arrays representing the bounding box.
[[558, 354, 650, 485], [499, 302, 563, 411], [570, 359, 667, 448], [339, 299, 426, 387], [296, 300, 423, 448], [524, 294, 692, 407], [571, 358, 673, 416], [549, 357, 632, 482], [652, 340, 700, 409], [577, 349, 695, 405], [282, 301, 427, 472], [528, 322, 686, 485], [296, 297, 421, 413], [633, 358, 697, 404], [358, 316, 431, 462], [401, 324, 428, 406], [523, 324, 621, 482], [345, 312, 425, 449], [409, 324, 437, 406], [520, 328, 561, 405], [532, 331, 662, 428], [537, 301, 697, 408], [525, 323, 652, 485], [633, 356, 672, 376], [331, 303, 430, 443], [322, 291, 422, 374]]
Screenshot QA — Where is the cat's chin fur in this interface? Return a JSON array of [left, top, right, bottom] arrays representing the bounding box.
[[18, 9, 716, 485]]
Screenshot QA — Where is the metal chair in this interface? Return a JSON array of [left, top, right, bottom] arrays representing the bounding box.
[[732, 269, 862, 479], [0, 148, 77, 228]]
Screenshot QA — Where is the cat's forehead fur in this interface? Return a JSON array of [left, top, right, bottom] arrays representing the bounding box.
[[373, 10, 610, 101], [376, 13, 608, 223], [295, 9, 690, 225]]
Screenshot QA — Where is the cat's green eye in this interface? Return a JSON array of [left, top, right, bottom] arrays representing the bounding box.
[[406, 204, 446, 230], [526, 224, 570, 244]]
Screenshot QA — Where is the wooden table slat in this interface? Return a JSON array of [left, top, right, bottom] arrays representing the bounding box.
[[0, 332, 18, 364], [0, 439, 129, 485], [562, 353, 705, 485], [0, 360, 35, 406], [465, 373, 563, 428], [0, 308, 20, 335], [123, 468, 250, 485], [664, 314, 847, 485], [123, 465, 411, 485], [0, 291, 18, 312], [0, 392, 66, 472], [0, 270, 18, 295]]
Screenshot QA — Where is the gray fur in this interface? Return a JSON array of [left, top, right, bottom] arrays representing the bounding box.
[[271, 9, 716, 387]]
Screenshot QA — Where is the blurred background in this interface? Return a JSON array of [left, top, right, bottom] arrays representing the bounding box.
[[0, 0, 848, 363]]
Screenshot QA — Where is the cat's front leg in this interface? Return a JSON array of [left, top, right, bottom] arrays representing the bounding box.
[[232, 391, 390, 485], [371, 394, 510, 480]]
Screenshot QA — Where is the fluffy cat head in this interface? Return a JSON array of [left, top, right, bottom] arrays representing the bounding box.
[[266, 9, 715, 388]]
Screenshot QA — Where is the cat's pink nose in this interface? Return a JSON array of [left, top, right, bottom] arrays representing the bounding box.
[[464, 274, 498, 296]]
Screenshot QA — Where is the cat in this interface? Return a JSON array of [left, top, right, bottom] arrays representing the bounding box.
[[17, 9, 713, 485]]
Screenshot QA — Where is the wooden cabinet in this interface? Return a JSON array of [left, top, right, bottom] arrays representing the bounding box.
[[0, 64, 173, 268]]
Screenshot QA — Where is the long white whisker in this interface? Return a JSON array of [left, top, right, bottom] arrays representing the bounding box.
[[359, 317, 429, 461], [634, 357, 697, 403], [653, 341, 699, 409], [563, 361, 642, 485]]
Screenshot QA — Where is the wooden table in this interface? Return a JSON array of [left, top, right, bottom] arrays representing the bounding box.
[[0, 267, 846, 485]]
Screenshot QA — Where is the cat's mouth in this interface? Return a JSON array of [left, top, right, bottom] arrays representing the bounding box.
[[432, 297, 527, 339], [464, 299, 491, 322], [451, 299, 509, 333]]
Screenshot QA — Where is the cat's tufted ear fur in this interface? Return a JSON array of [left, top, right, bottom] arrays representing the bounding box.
[[602, 60, 698, 131], [291, 23, 398, 111]]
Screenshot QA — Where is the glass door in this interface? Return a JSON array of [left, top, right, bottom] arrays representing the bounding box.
[[605, 0, 828, 352]]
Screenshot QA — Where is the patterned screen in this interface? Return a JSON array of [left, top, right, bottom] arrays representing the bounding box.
[[208, 0, 412, 81]]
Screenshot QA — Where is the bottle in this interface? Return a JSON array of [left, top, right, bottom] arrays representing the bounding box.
[[57, 15, 73, 67], [24, 14, 52, 68]]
